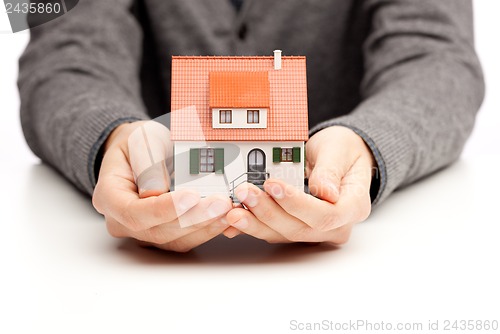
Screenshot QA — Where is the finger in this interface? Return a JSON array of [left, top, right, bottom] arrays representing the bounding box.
[[93, 138, 138, 209], [307, 165, 341, 204], [128, 121, 173, 196], [131, 220, 228, 252], [136, 161, 170, 198], [266, 178, 369, 231], [265, 159, 372, 232], [225, 208, 288, 243], [139, 195, 232, 243], [177, 194, 232, 228], [306, 127, 367, 203], [105, 216, 128, 238], [155, 220, 229, 253], [95, 180, 201, 231], [105, 196, 229, 244], [222, 226, 242, 239], [112, 213, 229, 245], [234, 183, 321, 242], [263, 178, 351, 231], [335, 156, 373, 222]]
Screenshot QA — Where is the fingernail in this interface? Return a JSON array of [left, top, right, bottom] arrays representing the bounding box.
[[235, 187, 258, 207], [232, 218, 248, 229], [175, 193, 200, 215], [266, 182, 285, 199], [207, 200, 231, 219], [137, 162, 169, 193]]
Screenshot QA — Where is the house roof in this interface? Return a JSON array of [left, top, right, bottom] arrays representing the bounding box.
[[170, 56, 308, 141], [209, 71, 270, 109]]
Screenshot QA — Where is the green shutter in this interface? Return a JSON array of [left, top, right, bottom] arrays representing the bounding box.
[[273, 147, 281, 163], [189, 149, 199, 174], [214, 148, 224, 174], [292, 147, 301, 163]]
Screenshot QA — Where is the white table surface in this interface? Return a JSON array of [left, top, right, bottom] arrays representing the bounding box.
[[1, 2, 499, 333]]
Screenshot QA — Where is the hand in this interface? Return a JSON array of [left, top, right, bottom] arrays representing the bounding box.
[[92, 121, 232, 252], [223, 126, 374, 244]]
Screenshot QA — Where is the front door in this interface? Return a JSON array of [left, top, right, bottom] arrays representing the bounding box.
[[247, 149, 266, 186]]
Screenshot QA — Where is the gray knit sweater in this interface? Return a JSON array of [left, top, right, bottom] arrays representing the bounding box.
[[18, 0, 484, 205]]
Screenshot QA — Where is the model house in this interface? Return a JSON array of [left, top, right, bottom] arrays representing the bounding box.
[[171, 50, 309, 199]]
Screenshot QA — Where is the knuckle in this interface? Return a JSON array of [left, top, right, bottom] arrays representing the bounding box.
[[258, 207, 275, 223]]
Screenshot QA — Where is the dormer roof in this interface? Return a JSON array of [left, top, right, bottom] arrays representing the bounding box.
[[209, 71, 270, 109]]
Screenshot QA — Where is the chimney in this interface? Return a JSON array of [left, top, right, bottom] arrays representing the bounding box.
[[273, 50, 282, 70]]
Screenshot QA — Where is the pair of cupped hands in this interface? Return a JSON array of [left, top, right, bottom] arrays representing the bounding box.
[[93, 121, 374, 252]]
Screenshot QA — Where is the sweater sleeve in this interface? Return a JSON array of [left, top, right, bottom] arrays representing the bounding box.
[[18, 0, 148, 195], [310, 0, 484, 205]]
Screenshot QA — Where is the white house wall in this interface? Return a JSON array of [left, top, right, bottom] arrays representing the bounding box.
[[173, 141, 305, 198]]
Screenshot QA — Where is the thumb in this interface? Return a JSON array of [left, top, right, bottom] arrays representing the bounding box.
[[306, 126, 375, 206], [308, 164, 343, 204], [128, 121, 173, 198], [305, 128, 355, 204]]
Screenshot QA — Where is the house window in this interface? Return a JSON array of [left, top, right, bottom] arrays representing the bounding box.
[[247, 110, 260, 124], [199, 148, 215, 172], [273, 147, 301, 163], [219, 110, 232, 124], [190, 148, 224, 174], [281, 148, 293, 162]]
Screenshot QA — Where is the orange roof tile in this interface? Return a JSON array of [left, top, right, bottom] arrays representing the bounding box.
[[209, 71, 270, 109], [170, 56, 308, 142]]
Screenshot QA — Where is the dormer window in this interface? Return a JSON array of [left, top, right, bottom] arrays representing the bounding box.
[[209, 71, 269, 129], [219, 110, 232, 124], [247, 110, 260, 124]]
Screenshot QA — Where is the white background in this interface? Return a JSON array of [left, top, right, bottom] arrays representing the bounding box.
[[1, 2, 499, 334]]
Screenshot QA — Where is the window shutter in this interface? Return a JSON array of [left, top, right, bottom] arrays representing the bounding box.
[[292, 147, 301, 163], [273, 147, 281, 163], [189, 149, 199, 174], [214, 148, 224, 174]]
